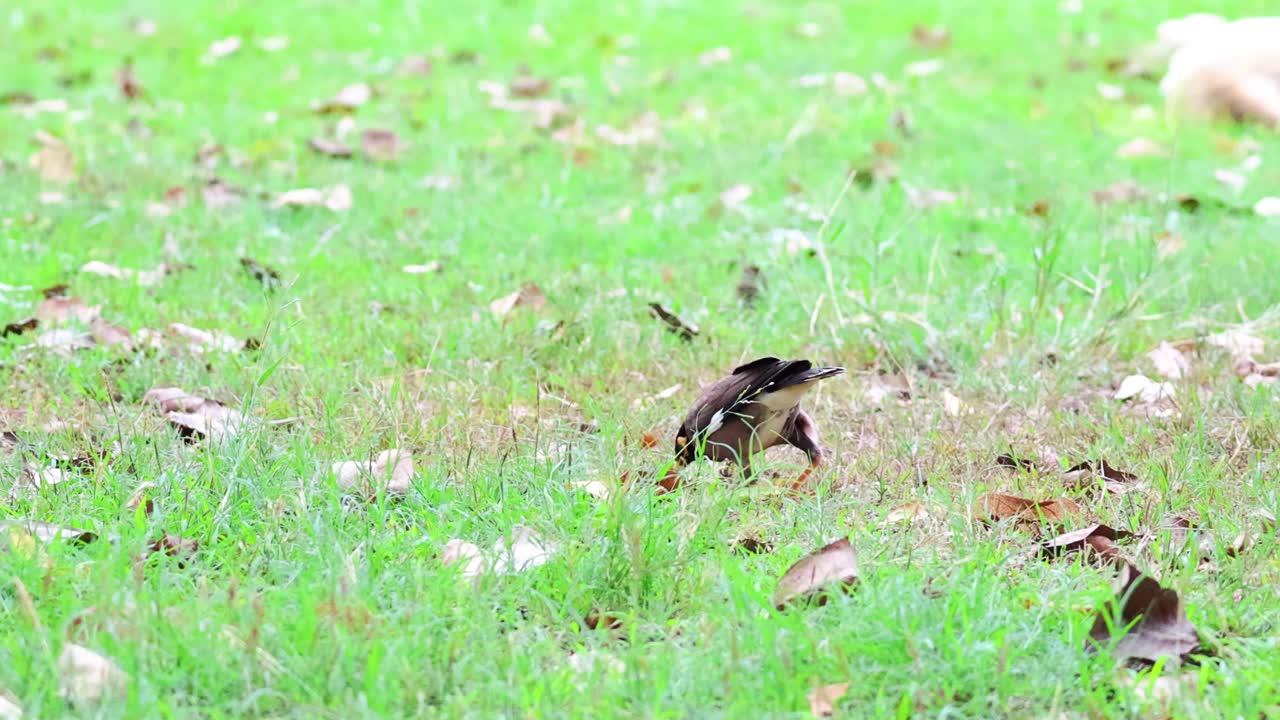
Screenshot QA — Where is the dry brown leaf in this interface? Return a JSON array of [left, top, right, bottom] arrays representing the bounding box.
[[904, 59, 944, 77], [995, 453, 1036, 471], [35, 296, 99, 324], [116, 59, 143, 100], [314, 83, 372, 114], [1147, 342, 1189, 379], [402, 261, 442, 275], [596, 112, 663, 147], [2, 318, 38, 338], [698, 46, 732, 66], [883, 500, 931, 525], [29, 131, 76, 183], [202, 178, 243, 209], [274, 185, 352, 211], [137, 534, 199, 568], [733, 536, 774, 555], [90, 318, 132, 349], [808, 682, 851, 718], [490, 283, 547, 318], [1255, 197, 1280, 217], [165, 322, 243, 353], [331, 449, 414, 497], [1086, 565, 1200, 666], [144, 387, 243, 442], [58, 643, 128, 704], [1206, 330, 1264, 359], [441, 539, 485, 580], [240, 257, 281, 290], [1091, 181, 1149, 206], [1115, 374, 1174, 403], [360, 129, 401, 161], [1041, 524, 1132, 560], [399, 55, 432, 76], [905, 187, 958, 209], [1117, 138, 1169, 158], [719, 184, 752, 208], [510, 74, 551, 98], [307, 136, 353, 159], [125, 482, 156, 514], [80, 260, 168, 286], [911, 25, 951, 49], [773, 537, 859, 610], [736, 264, 765, 306], [2, 519, 97, 546], [647, 303, 698, 342]]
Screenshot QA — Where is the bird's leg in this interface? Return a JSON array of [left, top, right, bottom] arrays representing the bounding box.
[[783, 409, 824, 491]]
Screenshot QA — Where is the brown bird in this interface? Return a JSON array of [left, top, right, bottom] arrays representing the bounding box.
[[668, 357, 844, 489]]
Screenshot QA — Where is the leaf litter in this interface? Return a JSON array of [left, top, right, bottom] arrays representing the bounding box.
[[1086, 564, 1201, 667], [773, 537, 859, 610]]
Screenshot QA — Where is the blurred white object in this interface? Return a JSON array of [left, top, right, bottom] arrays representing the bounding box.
[[1157, 15, 1280, 127]]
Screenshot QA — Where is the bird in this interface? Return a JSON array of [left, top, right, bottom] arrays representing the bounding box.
[[665, 357, 844, 490]]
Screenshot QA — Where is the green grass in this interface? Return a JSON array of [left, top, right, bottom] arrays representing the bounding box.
[[2, 0, 1280, 717]]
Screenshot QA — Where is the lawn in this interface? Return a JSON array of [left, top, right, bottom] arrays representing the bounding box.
[[2, 0, 1280, 717]]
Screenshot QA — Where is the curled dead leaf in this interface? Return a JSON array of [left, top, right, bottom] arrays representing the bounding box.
[[1117, 137, 1169, 158], [29, 131, 76, 183], [1091, 181, 1149, 206], [1041, 524, 1132, 561], [1086, 565, 1200, 666], [647, 303, 698, 341], [307, 136, 353, 159], [314, 83, 371, 114], [361, 129, 401, 161], [773, 537, 859, 610], [808, 682, 850, 718], [58, 643, 128, 705], [274, 185, 352, 211], [331, 449, 414, 497], [144, 387, 243, 442], [1115, 374, 1175, 403], [1147, 342, 1189, 379], [490, 283, 547, 318]]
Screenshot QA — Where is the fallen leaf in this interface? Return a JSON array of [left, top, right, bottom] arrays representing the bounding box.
[[1041, 524, 1132, 560], [1062, 460, 1138, 494], [90, 318, 132, 349], [274, 185, 352, 211], [35, 296, 100, 324], [996, 453, 1036, 471], [647, 303, 698, 341], [911, 25, 951, 49], [137, 535, 199, 567], [258, 35, 288, 52], [1254, 197, 1280, 218], [202, 178, 243, 209], [494, 526, 552, 574], [166, 322, 244, 353], [361, 129, 401, 161], [1091, 181, 1149, 206], [402, 261, 442, 275], [36, 329, 95, 355], [1148, 342, 1189, 379], [1117, 138, 1169, 158], [1206, 330, 1264, 359], [1115, 374, 1175, 403], [240, 257, 281, 290], [1097, 82, 1125, 101], [1086, 565, 1200, 666], [941, 389, 962, 417], [808, 682, 850, 718], [399, 55, 432, 76], [1, 519, 97, 546], [490, 282, 547, 318], [58, 644, 128, 705], [596, 112, 663, 147], [904, 59, 944, 77], [733, 537, 774, 555], [772, 537, 859, 610], [204, 36, 241, 62], [116, 59, 143, 100], [698, 46, 732, 66], [0, 693, 20, 720], [125, 482, 156, 514], [2, 318, 38, 338], [736, 264, 765, 306], [1154, 232, 1186, 259], [1214, 169, 1246, 192], [314, 83, 371, 114], [80, 260, 167, 286], [420, 175, 458, 191], [510, 74, 551, 98], [570, 480, 610, 500], [441, 539, 485, 580], [307, 136, 353, 159], [719, 184, 752, 208], [883, 501, 931, 524], [29, 131, 76, 183], [144, 387, 244, 442], [973, 492, 1081, 532], [331, 449, 414, 497], [905, 187, 958, 209]]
